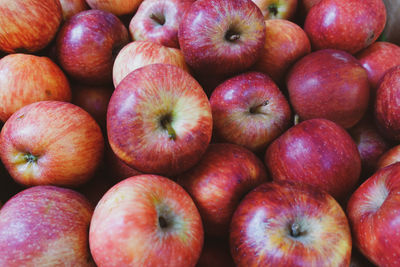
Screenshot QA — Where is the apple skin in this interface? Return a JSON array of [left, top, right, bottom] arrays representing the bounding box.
[[108, 64, 212, 177], [0, 185, 94, 266], [59, 0, 89, 20], [287, 49, 370, 129], [129, 0, 194, 48], [0, 0, 62, 53], [89, 174, 204, 267], [0, 101, 104, 187], [0, 54, 72, 123], [177, 143, 269, 237], [375, 66, 400, 141], [304, 0, 386, 54], [265, 118, 361, 201], [210, 72, 292, 152], [347, 162, 400, 267], [377, 145, 400, 170], [230, 181, 352, 267], [56, 9, 130, 85], [252, 0, 297, 20], [113, 40, 190, 87], [253, 19, 311, 86], [86, 0, 143, 16], [178, 0, 266, 76]]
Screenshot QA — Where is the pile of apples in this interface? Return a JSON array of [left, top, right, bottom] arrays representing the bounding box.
[[0, 0, 399, 266]]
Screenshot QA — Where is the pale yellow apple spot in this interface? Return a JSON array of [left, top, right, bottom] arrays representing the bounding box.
[[359, 176, 389, 215]]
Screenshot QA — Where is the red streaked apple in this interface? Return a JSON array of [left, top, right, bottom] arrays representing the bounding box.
[[0, 54, 71, 123], [178, 0, 266, 76], [210, 72, 291, 152], [89, 174, 204, 267], [129, 0, 194, 48], [86, 0, 143, 16], [177, 143, 269, 237], [287, 49, 370, 128], [56, 9, 129, 85], [112, 41, 190, 87], [265, 118, 361, 201], [0, 0, 62, 53], [253, 18, 311, 86], [108, 64, 212, 177], [0, 185, 94, 266], [251, 0, 297, 20], [347, 162, 400, 267], [304, 0, 386, 54], [0, 101, 104, 187], [377, 145, 400, 169], [59, 0, 89, 20], [230, 181, 352, 266], [375, 65, 400, 141]]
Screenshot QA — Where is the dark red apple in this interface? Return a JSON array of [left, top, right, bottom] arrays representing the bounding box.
[[0, 186, 94, 266], [89, 174, 204, 267], [178, 0, 266, 76], [210, 72, 292, 152], [265, 118, 361, 200], [0, 0, 62, 53], [287, 49, 370, 128], [304, 0, 386, 54], [230, 181, 352, 266], [59, 0, 89, 20], [56, 9, 129, 85], [177, 143, 269, 237], [196, 237, 235, 267]]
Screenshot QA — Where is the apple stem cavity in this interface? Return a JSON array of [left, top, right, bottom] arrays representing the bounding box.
[[268, 3, 279, 17], [24, 153, 38, 164], [159, 216, 169, 229], [225, 28, 241, 42], [250, 100, 269, 114], [150, 13, 166, 26], [290, 222, 303, 238], [160, 114, 176, 140]]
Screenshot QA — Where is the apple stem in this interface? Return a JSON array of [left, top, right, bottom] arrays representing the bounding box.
[[24, 153, 38, 163], [250, 100, 269, 114], [290, 222, 301, 237], [225, 28, 241, 42], [161, 115, 176, 140]]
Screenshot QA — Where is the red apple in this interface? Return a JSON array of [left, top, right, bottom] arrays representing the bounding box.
[[347, 162, 400, 267], [177, 143, 269, 237], [377, 145, 400, 169], [210, 72, 291, 152], [287, 49, 370, 128], [252, 0, 297, 20], [129, 0, 194, 48], [178, 0, 266, 76], [89, 174, 203, 267], [304, 0, 386, 54], [0, 54, 72, 123], [0, 0, 62, 53], [108, 64, 212, 177], [56, 9, 129, 85], [253, 18, 311, 86], [59, 0, 89, 20], [0, 185, 94, 266], [0, 101, 104, 187], [112, 40, 190, 87], [375, 65, 400, 141], [300, 0, 321, 13], [86, 0, 143, 16], [265, 118, 361, 201], [230, 181, 352, 266]]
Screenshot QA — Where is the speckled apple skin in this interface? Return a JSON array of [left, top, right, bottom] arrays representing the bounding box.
[[377, 145, 400, 170], [0, 186, 94, 267]]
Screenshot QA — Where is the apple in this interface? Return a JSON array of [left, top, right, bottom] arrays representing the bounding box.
[[129, 0, 194, 48], [0, 101, 104, 187], [196, 236, 235, 267], [356, 41, 400, 96], [375, 65, 400, 141], [0, 185, 94, 266], [251, 0, 297, 20], [59, 0, 89, 20], [86, 0, 143, 16], [72, 84, 113, 130], [347, 162, 400, 267], [108, 64, 212, 177], [0, 54, 72, 123], [304, 0, 387, 54], [230, 181, 352, 266], [377, 145, 400, 169], [89, 174, 203, 267], [112, 40, 190, 87], [253, 18, 311, 86], [0, 0, 62, 53], [178, 0, 266, 76], [265, 118, 361, 201], [210, 72, 292, 152], [382, 0, 400, 46], [177, 143, 269, 237], [287, 49, 370, 129], [56, 9, 130, 85]]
